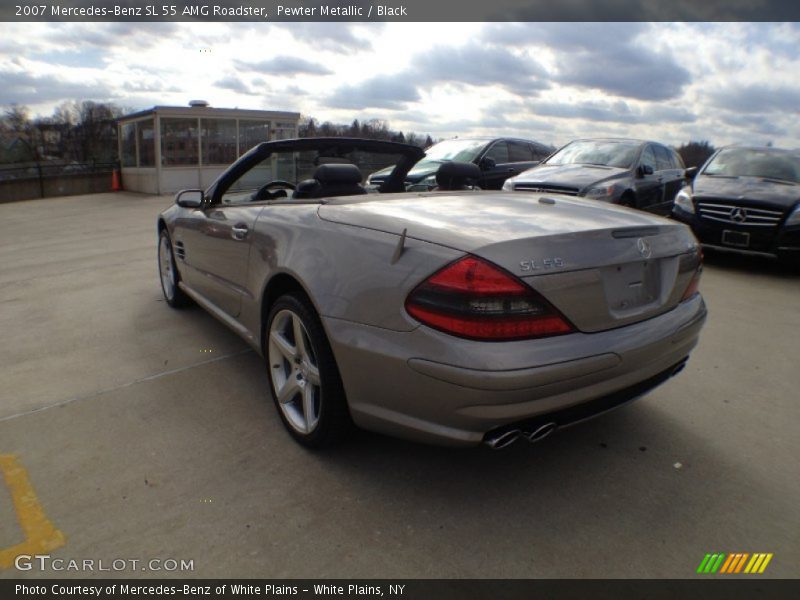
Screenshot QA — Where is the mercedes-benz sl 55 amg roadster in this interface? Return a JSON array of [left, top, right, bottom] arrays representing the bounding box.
[[157, 138, 707, 449]]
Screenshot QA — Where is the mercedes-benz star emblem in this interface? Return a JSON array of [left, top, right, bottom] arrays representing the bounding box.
[[637, 238, 652, 259], [730, 207, 747, 223]]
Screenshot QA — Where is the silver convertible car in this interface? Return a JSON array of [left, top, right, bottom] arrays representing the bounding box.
[[157, 138, 707, 449]]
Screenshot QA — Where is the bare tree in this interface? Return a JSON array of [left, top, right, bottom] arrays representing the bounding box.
[[676, 141, 716, 169], [1, 104, 38, 162]]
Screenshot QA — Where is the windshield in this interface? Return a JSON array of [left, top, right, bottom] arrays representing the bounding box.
[[703, 148, 800, 183], [545, 140, 641, 168], [423, 139, 488, 162]]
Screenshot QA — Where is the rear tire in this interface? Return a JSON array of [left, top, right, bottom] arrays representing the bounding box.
[[158, 229, 192, 308], [265, 293, 353, 448]]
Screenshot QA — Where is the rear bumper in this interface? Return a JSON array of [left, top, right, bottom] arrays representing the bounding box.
[[481, 357, 688, 445], [323, 294, 707, 446]]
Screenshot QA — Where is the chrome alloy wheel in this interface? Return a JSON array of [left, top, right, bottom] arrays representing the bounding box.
[[158, 234, 175, 300], [268, 309, 322, 434]]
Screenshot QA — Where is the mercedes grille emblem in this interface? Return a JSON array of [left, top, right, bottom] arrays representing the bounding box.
[[637, 238, 652, 259], [730, 207, 747, 223]]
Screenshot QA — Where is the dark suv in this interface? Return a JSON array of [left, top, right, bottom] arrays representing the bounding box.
[[366, 137, 553, 190], [672, 146, 800, 266], [503, 138, 687, 215]]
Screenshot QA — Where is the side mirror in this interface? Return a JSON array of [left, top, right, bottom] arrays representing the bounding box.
[[685, 166, 698, 180], [479, 157, 496, 171], [176, 189, 204, 208], [637, 164, 654, 177]]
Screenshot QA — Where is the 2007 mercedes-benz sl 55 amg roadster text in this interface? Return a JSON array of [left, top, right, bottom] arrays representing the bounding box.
[[157, 138, 707, 449]]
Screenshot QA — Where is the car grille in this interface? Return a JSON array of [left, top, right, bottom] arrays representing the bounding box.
[[696, 201, 785, 228], [513, 183, 579, 196]]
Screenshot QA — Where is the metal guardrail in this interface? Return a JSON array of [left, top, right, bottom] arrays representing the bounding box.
[[0, 161, 118, 180], [0, 161, 119, 202]]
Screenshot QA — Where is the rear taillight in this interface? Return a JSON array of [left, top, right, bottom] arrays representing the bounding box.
[[681, 267, 702, 301], [405, 255, 574, 341], [681, 247, 703, 302]]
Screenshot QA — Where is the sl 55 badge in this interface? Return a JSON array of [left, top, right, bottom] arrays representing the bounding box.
[[519, 258, 565, 272]]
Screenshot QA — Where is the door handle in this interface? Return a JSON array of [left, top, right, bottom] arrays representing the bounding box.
[[231, 224, 249, 240], [507, 168, 517, 173]]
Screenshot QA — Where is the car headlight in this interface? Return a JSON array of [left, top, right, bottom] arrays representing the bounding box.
[[406, 175, 437, 192], [785, 204, 800, 227], [502, 178, 515, 191], [674, 189, 695, 215], [582, 184, 616, 200]]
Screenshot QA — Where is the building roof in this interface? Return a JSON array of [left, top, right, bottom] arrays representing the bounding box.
[[118, 105, 300, 122]]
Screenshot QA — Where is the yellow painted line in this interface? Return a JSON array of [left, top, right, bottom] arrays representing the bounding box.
[[758, 553, 773, 574], [0, 454, 65, 570]]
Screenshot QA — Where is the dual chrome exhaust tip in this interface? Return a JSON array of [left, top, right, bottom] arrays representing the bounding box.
[[483, 422, 558, 450], [483, 358, 691, 450]]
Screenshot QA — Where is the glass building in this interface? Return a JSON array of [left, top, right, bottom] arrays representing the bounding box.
[[117, 103, 300, 194]]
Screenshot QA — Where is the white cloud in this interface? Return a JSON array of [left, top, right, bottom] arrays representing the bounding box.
[[0, 22, 798, 148]]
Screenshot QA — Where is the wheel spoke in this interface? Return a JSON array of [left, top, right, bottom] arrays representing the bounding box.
[[276, 378, 300, 405], [292, 316, 307, 359], [305, 363, 321, 386], [270, 329, 296, 361], [302, 385, 318, 431]]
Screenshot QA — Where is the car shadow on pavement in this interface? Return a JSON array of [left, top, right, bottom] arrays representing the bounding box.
[[701, 247, 799, 278], [289, 394, 790, 576]]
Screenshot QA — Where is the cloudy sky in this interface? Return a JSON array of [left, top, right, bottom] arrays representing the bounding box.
[[1, 21, 798, 148]]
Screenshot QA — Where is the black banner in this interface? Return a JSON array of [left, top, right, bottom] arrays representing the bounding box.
[[2, 580, 800, 600], [3, 0, 800, 22]]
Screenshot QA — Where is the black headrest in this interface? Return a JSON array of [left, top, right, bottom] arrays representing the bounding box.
[[294, 179, 321, 198], [313, 163, 363, 185], [314, 156, 354, 166], [435, 161, 481, 189]]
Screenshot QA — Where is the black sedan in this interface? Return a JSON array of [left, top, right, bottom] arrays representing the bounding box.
[[366, 136, 553, 191], [671, 146, 800, 266], [504, 138, 688, 215]]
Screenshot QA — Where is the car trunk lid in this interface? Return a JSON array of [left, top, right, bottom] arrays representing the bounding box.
[[318, 192, 700, 332]]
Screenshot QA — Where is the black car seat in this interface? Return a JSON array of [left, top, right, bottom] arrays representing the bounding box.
[[293, 164, 367, 199], [434, 161, 482, 191]]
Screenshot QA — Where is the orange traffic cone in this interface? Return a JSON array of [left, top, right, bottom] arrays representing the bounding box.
[[111, 169, 122, 191]]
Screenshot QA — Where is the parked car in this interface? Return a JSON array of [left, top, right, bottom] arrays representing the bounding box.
[[503, 138, 687, 215], [672, 146, 800, 266], [157, 137, 706, 449], [365, 136, 553, 191]]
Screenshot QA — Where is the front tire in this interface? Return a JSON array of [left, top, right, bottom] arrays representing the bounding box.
[[265, 294, 352, 448], [158, 229, 192, 308]]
